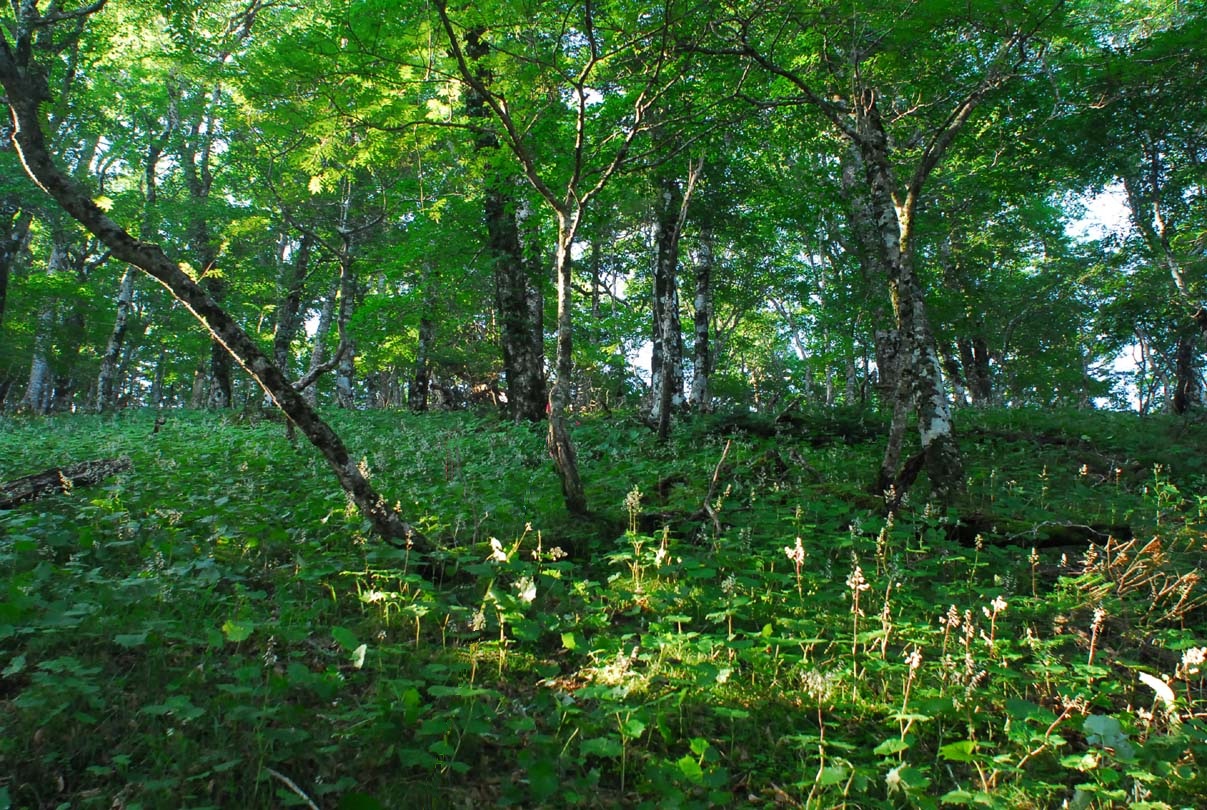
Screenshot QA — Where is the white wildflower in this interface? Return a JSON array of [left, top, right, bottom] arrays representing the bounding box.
[[488, 537, 507, 563], [514, 576, 537, 603]]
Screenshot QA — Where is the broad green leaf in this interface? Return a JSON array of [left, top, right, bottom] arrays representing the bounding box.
[[332, 626, 360, 651], [620, 718, 646, 739], [222, 620, 255, 643], [113, 632, 148, 648], [938, 740, 978, 762], [817, 765, 849, 786], [678, 755, 705, 784], [874, 738, 911, 756], [2, 655, 26, 678], [581, 736, 623, 759]]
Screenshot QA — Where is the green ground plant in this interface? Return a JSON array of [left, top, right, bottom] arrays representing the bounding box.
[[1, 407, 1205, 808]]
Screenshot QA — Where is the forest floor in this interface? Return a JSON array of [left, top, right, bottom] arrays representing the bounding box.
[[1, 406, 1206, 809]]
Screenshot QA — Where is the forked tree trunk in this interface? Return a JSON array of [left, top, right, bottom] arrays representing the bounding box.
[[856, 93, 962, 500], [0, 55, 426, 549]]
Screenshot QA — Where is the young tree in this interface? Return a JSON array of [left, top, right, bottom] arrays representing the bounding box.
[[432, 0, 690, 512]]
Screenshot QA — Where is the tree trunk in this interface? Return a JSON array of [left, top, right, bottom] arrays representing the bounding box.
[[855, 94, 962, 500], [272, 232, 313, 372], [651, 175, 686, 439], [689, 225, 714, 412], [0, 204, 32, 331], [304, 276, 338, 406], [20, 304, 53, 414], [334, 228, 358, 410], [149, 345, 168, 406], [52, 306, 85, 412], [0, 53, 427, 549], [1123, 156, 1205, 414], [97, 266, 137, 412], [548, 214, 587, 514], [939, 342, 967, 408], [410, 315, 435, 412], [488, 188, 547, 422], [1172, 331, 1198, 414], [465, 29, 547, 423]]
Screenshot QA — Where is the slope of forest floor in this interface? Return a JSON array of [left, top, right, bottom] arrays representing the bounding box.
[[2, 406, 1206, 809]]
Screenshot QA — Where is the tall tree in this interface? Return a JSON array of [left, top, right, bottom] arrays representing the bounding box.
[[702, 0, 1067, 500], [433, 0, 690, 513], [464, 28, 548, 423]]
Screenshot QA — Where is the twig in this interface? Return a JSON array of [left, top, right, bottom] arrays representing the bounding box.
[[264, 767, 320, 810], [702, 439, 732, 538]]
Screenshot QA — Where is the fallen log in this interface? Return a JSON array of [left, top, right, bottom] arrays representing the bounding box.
[[0, 457, 132, 510]]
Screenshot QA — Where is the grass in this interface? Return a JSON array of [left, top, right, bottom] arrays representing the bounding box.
[[1, 406, 1206, 808]]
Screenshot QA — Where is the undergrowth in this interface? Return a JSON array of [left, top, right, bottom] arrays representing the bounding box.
[[1, 407, 1206, 809]]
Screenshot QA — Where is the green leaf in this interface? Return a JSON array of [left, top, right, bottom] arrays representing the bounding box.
[[874, 738, 911, 756], [561, 631, 579, 651], [222, 619, 255, 643], [113, 632, 148, 648], [2, 655, 26, 678], [678, 754, 705, 784], [817, 765, 849, 786], [581, 736, 623, 758], [940, 789, 975, 805], [938, 740, 978, 762], [1083, 714, 1122, 739], [339, 793, 385, 810], [620, 718, 646, 739], [351, 643, 367, 669], [332, 626, 360, 651], [525, 757, 558, 800]]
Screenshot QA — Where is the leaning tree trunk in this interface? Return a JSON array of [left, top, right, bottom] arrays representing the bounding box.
[[1122, 158, 1207, 415], [0, 51, 426, 549]]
